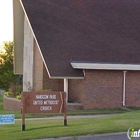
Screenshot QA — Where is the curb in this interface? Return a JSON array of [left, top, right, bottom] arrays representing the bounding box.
[[36, 132, 127, 140]]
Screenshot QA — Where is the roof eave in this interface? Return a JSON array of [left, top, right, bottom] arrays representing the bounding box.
[[50, 76, 84, 79], [71, 62, 140, 71]]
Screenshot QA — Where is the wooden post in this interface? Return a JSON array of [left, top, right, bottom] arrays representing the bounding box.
[[21, 94, 25, 131], [63, 92, 67, 126]]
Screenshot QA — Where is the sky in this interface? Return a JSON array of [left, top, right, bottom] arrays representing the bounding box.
[[0, 0, 13, 47]]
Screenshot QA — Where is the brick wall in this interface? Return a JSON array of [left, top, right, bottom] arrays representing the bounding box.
[[84, 70, 123, 109], [69, 79, 85, 103], [43, 64, 64, 91], [33, 40, 43, 91], [125, 71, 140, 107], [3, 96, 21, 111], [69, 70, 140, 109]]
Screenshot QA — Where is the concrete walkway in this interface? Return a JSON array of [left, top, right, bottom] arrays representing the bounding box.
[[16, 114, 114, 121]]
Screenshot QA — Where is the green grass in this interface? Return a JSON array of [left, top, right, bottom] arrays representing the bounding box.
[[0, 111, 140, 140], [1, 95, 140, 139], [127, 106, 140, 111], [67, 108, 128, 115]]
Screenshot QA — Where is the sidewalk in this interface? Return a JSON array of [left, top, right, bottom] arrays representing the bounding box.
[[36, 132, 130, 140], [16, 114, 114, 121]]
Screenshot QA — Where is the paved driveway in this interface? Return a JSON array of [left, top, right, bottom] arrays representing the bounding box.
[[36, 132, 140, 140], [78, 133, 139, 140]]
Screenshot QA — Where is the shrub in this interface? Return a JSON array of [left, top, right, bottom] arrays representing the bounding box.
[[4, 85, 22, 100], [4, 91, 14, 97], [16, 94, 21, 100]]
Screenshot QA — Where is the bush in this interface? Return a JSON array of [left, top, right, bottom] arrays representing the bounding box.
[[4, 91, 14, 97], [16, 94, 21, 100], [4, 85, 22, 100]]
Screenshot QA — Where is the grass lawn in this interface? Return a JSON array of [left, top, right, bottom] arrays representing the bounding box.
[[0, 111, 140, 140], [1, 95, 140, 139]]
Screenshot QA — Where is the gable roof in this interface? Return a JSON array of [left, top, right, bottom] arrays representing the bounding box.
[[20, 0, 140, 78]]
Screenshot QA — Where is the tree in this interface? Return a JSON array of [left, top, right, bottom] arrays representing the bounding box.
[[0, 41, 21, 91]]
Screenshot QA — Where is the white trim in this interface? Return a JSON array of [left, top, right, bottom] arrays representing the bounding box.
[[50, 76, 84, 79], [123, 71, 127, 106], [64, 79, 68, 103], [71, 62, 140, 71], [20, 0, 51, 78]]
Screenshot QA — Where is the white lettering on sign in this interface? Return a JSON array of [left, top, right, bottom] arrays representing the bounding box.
[[33, 100, 43, 105], [40, 106, 52, 111], [44, 100, 59, 105], [0, 114, 15, 124], [36, 95, 56, 99], [36, 95, 49, 99], [49, 95, 56, 99]]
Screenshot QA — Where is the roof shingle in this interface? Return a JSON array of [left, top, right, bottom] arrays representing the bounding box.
[[21, 0, 140, 78]]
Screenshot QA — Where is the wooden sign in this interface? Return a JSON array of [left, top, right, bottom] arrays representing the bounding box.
[[21, 92, 67, 131]]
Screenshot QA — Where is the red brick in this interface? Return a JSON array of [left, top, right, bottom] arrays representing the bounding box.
[[69, 70, 140, 109]]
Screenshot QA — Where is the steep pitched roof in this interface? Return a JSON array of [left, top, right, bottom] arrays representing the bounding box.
[[21, 0, 140, 78]]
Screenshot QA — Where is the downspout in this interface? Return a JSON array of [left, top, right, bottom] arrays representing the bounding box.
[[123, 71, 127, 106], [64, 79, 68, 103]]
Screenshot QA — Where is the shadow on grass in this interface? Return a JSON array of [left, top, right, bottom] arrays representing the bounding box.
[[26, 124, 69, 131]]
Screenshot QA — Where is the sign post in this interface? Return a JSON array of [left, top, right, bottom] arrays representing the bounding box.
[[21, 92, 67, 131], [63, 92, 67, 126], [21, 95, 25, 131]]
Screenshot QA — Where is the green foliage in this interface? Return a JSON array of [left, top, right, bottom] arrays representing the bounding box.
[[16, 94, 21, 100], [0, 41, 14, 90], [0, 95, 3, 104], [0, 41, 22, 91], [4, 85, 22, 100], [4, 91, 13, 97]]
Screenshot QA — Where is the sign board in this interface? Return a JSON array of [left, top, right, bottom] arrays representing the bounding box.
[[0, 114, 15, 124], [21, 92, 65, 113], [21, 92, 67, 131]]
